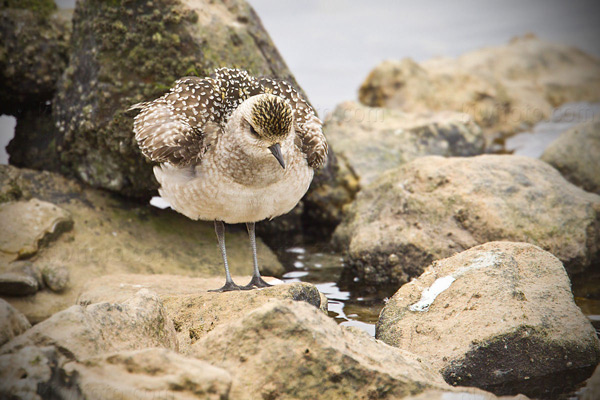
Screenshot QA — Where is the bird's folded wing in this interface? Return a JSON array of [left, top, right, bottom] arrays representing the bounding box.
[[130, 77, 215, 167], [259, 78, 328, 169]]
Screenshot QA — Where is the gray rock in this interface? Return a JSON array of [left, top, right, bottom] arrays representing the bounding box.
[[77, 274, 326, 354], [0, 345, 59, 400], [0, 298, 31, 346], [359, 35, 600, 139], [377, 242, 600, 398], [325, 101, 484, 186], [541, 120, 600, 194], [0, 164, 283, 323], [191, 299, 452, 399], [50, 0, 304, 199], [41, 263, 70, 292], [0, 289, 178, 360], [334, 155, 600, 289], [61, 348, 232, 400], [0, 198, 73, 260], [0, 1, 70, 115]]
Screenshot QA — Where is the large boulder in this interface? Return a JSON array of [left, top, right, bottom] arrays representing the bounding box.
[[541, 120, 600, 194], [77, 273, 326, 354], [0, 165, 283, 323], [0, 0, 71, 115], [191, 299, 452, 399], [359, 35, 600, 139], [324, 101, 484, 186], [49, 0, 304, 199], [334, 155, 600, 289], [377, 242, 600, 398], [0, 289, 178, 360]]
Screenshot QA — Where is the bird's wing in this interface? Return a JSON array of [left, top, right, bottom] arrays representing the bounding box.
[[130, 77, 217, 167], [259, 78, 328, 169]]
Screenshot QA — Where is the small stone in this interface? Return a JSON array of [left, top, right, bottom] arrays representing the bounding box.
[[41, 264, 70, 292], [0, 272, 39, 296]]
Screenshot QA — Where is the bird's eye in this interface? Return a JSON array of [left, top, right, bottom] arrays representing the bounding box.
[[249, 125, 259, 137]]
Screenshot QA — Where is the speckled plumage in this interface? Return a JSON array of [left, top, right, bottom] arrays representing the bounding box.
[[131, 68, 327, 169], [130, 68, 327, 291]]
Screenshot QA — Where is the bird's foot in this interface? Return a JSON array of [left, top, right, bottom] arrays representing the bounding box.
[[242, 275, 273, 290], [208, 281, 249, 292]]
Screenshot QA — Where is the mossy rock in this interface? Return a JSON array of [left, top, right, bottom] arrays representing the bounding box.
[[52, 0, 304, 199]]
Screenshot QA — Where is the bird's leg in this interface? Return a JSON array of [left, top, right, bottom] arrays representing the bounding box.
[[209, 220, 245, 292], [243, 222, 273, 289]]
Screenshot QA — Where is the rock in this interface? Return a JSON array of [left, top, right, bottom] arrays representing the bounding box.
[[359, 35, 600, 139], [40, 263, 70, 292], [377, 242, 600, 398], [77, 274, 325, 354], [582, 363, 600, 400], [0, 1, 71, 115], [541, 120, 600, 194], [191, 299, 452, 399], [404, 390, 529, 400], [0, 261, 43, 296], [60, 348, 232, 400], [50, 0, 304, 199], [0, 164, 283, 323], [1, 289, 177, 360], [0, 299, 31, 346], [334, 155, 600, 289], [0, 272, 39, 296], [0, 198, 73, 260], [0, 345, 60, 400], [324, 101, 484, 186]]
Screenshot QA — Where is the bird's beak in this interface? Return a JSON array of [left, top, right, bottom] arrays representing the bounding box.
[[268, 143, 285, 169]]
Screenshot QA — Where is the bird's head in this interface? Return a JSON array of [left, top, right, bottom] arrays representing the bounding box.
[[233, 94, 293, 169]]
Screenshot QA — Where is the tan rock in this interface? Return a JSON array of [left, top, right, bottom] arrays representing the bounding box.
[[62, 348, 231, 400], [0, 289, 177, 361], [77, 274, 325, 354], [324, 101, 484, 186], [0, 198, 73, 260], [0, 165, 283, 323], [377, 242, 599, 398], [541, 120, 600, 194], [334, 155, 600, 288], [0, 298, 31, 346], [191, 299, 451, 399], [359, 35, 600, 139]]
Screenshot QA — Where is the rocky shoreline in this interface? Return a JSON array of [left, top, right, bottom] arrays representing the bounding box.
[[2, 0, 600, 399]]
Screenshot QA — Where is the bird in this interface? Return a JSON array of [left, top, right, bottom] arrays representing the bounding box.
[[130, 68, 328, 292]]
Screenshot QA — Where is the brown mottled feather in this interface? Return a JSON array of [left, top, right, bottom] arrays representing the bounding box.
[[131, 68, 327, 168]]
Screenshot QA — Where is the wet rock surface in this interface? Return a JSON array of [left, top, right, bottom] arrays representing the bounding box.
[[325, 101, 484, 186], [334, 155, 600, 289], [191, 299, 452, 399], [0, 165, 283, 323], [77, 274, 326, 354], [0, 1, 71, 115], [377, 242, 600, 398], [359, 35, 600, 139], [541, 120, 600, 195], [0, 299, 31, 346]]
